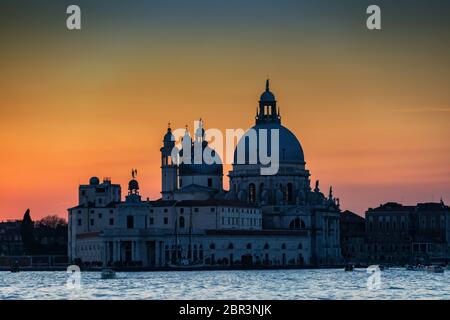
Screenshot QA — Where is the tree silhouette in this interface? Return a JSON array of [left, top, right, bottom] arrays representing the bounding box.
[[20, 209, 35, 254]]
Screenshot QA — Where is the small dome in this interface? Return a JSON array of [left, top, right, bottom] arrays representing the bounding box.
[[164, 128, 174, 142], [260, 90, 276, 102], [89, 177, 100, 185], [260, 79, 276, 102], [128, 179, 139, 191], [179, 142, 223, 176]]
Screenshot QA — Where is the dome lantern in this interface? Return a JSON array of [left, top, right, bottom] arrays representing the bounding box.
[[256, 79, 281, 125]]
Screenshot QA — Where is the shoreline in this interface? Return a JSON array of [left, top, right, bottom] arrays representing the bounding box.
[[0, 264, 372, 272]]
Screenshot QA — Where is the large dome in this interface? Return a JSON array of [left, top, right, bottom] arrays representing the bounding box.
[[233, 122, 305, 165]]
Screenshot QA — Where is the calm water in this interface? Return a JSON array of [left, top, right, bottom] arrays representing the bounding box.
[[0, 269, 448, 300]]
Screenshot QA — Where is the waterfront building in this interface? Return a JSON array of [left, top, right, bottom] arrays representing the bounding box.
[[0, 220, 23, 256], [362, 201, 450, 265], [339, 210, 365, 264], [339, 202, 450, 266], [67, 81, 342, 268]]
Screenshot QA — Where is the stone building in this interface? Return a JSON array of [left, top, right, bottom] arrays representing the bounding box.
[[339, 210, 365, 263], [362, 201, 450, 265], [68, 80, 342, 268]]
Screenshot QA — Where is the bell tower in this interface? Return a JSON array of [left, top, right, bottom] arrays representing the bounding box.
[[160, 124, 178, 200], [256, 79, 281, 125]]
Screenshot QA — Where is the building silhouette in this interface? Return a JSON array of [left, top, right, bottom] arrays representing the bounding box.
[[68, 81, 342, 268], [340, 201, 450, 265]]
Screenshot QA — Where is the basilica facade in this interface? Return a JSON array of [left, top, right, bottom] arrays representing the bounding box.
[[68, 81, 342, 268]]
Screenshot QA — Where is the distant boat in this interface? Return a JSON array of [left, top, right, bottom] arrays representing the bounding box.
[[406, 264, 427, 271], [426, 265, 444, 274], [344, 264, 354, 272], [10, 261, 20, 273], [168, 259, 205, 269], [101, 268, 116, 279], [10, 266, 20, 273]]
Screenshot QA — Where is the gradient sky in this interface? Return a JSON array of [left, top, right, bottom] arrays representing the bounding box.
[[0, 0, 449, 220]]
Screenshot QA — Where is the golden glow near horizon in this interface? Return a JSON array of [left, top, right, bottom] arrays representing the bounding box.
[[0, 1, 449, 220]]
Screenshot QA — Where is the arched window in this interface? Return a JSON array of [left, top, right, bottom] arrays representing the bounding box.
[[290, 218, 306, 229], [286, 183, 293, 202], [179, 216, 185, 228], [264, 243, 269, 250], [281, 243, 286, 250], [289, 218, 299, 229], [248, 183, 256, 203]]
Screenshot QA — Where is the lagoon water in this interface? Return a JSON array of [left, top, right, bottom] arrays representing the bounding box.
[[0, 269, 448, 300]]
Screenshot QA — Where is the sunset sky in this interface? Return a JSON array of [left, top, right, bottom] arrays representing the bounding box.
[[0, 0, 449, 220]]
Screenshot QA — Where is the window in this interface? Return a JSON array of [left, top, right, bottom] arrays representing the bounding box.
[[90, 219, 94, 226], [286, 183, 293, 202], [164, 209, 168, 213], [248, 183, 256, 203], [77, 210, 82, 214], [150, 209, 154, 213], [194, 208, 199, 213], [98, 213, 102, 219], [149, 217, 154, 225], [164, 217, 168, 225], [77, 219, 82, 226], [109, 209, 114, 214], [199, 245, 204, 259], [210, 243, 215, 250], [127, 216, 134, 229], [289, 218, 306, 229], [109, 218, 114, 226], [207, 178, 212, 187], [81, 190, 86, 196], [210, 207, 215, 212], [98, 198, 103, 204], [246, 243, 252, 249], [179, 216, 185, 228], [180, 208, 184, 213], [179, 179, 183, 187]]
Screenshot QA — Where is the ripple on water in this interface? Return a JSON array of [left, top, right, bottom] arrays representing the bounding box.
[[0, 269, 449, 300]]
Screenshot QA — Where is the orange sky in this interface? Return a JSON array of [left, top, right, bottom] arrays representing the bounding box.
[[0, 1, 449, 220]]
